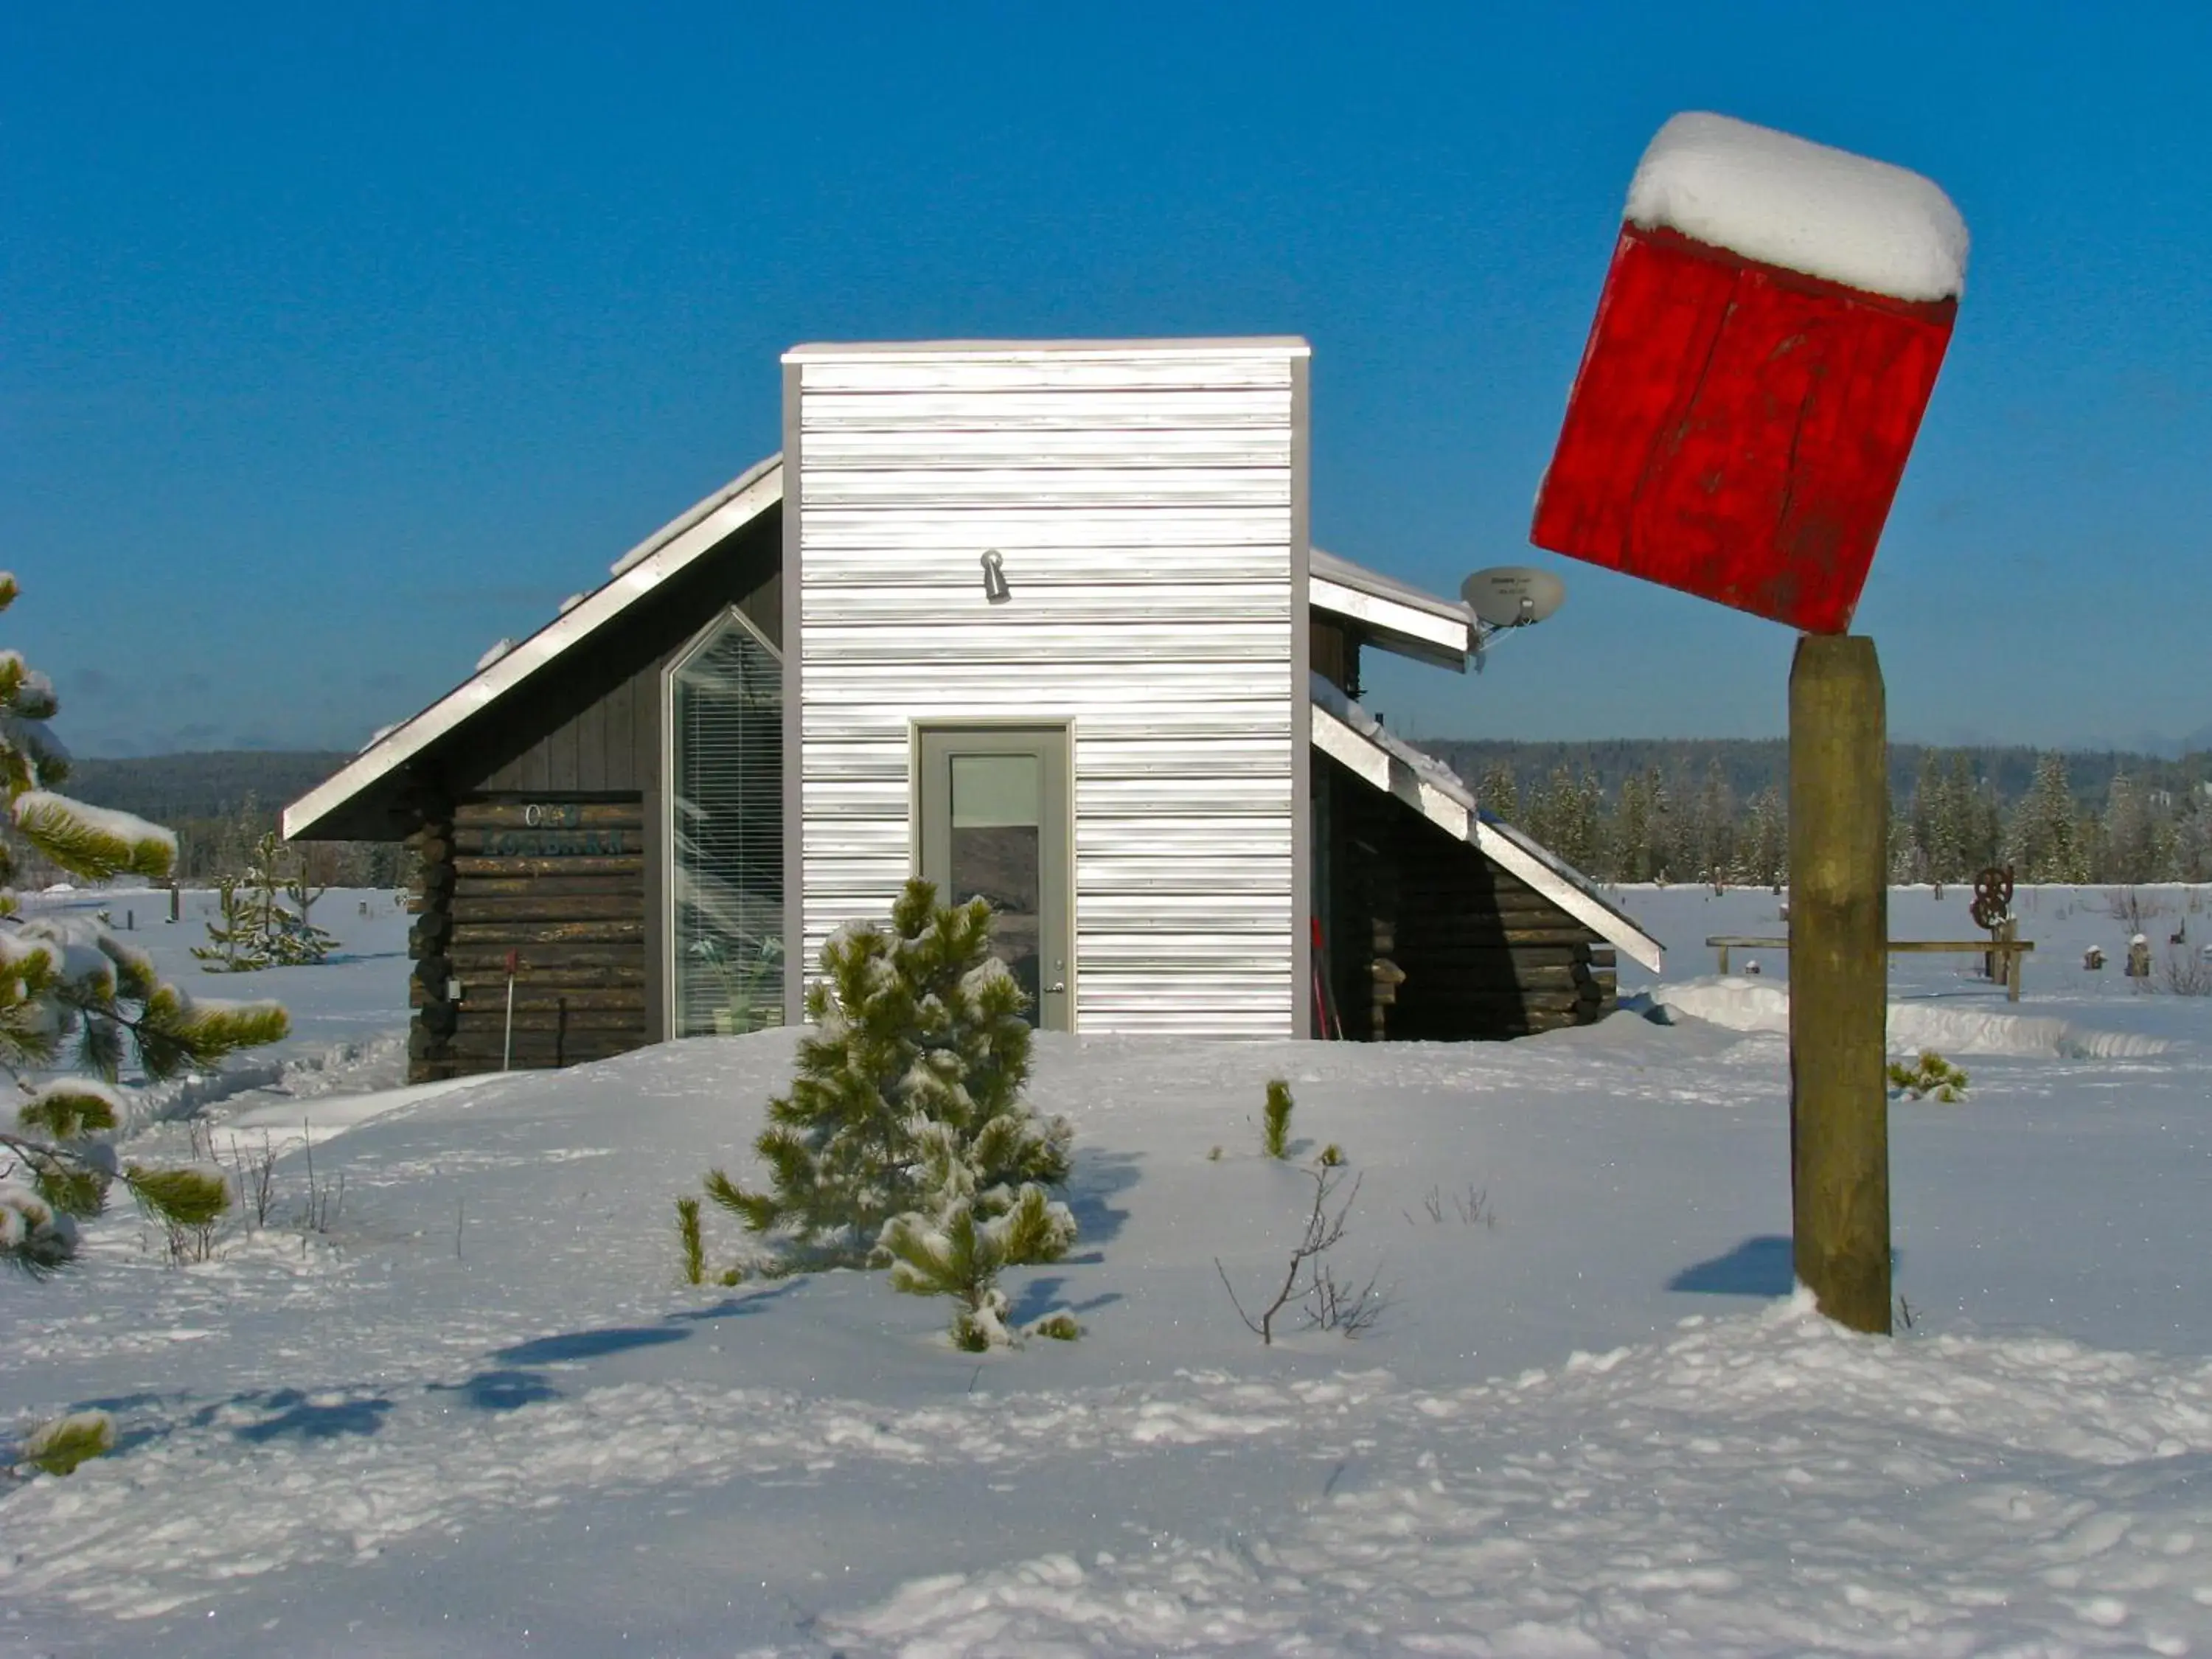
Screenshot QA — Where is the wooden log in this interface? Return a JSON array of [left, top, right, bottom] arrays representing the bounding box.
[[1423, 964, 1604, 992], [1435, 992, 1594, 1015], [454, 874, 647, 898], [445, 948, 644, 975], [448, 894, 645, 924], [442, 1035, 644, 1065], [406, 1026, 452, 1060], [415, 983, 645, 1012], [1515, 1008, 1593, 1032], [1405, 945, 1598, 971], [1493, 926, 1607, 947], [1789, 634, 1891, 1337], [453, 855, 647, 880], [453, 1008, 647, 1034], [447, 919, 645, 946], [454, 801, 645, 828], [454, 827, 643, 858]]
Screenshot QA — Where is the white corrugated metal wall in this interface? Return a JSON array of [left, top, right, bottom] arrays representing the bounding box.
[[785, 340, 1309, 1034]]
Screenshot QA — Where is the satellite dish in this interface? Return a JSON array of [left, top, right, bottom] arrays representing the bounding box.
[[1461, 566, 1567, 629]]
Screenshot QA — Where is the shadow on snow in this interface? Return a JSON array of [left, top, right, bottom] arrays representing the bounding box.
[[1668, 1234, 1904, 1297]]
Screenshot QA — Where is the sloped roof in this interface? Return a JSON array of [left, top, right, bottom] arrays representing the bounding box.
[[285, 453, 1484, 841], [282, 454, 784, 841], [1310, 546, 1472, 668], [1308, 674, 1663, 972]]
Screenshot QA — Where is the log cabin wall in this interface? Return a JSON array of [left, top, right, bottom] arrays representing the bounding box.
[[1311, 616, 1355, 697], [406, 811, 459, 1077], [400, 511, 779, 1082], [439, 799, 647, 1071], [1321, 754, 1617, 1040]]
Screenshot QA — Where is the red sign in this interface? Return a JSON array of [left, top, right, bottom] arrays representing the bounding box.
[[1531, 223, 1957, 634]]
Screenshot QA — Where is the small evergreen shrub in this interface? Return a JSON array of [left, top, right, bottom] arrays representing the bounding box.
[[1031, 1312, 1081, 1342], [192, 832, 338, 972], [700, 880, 1076, 1346], [1888, 1050, 1969, 1102], [1262, 1079, 1293, 1158]]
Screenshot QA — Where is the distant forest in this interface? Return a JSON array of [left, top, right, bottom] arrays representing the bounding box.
[[59, 738, 2212, 891], [61, 751, 404, 886], [1422, 739, 2212, 887]]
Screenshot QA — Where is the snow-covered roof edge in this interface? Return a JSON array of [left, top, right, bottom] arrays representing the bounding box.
[[282, 454, 784, 841], [1626, 112, 1967, 304], [1310, 547, 1472, 667], [1309, 675, 1663, 973]]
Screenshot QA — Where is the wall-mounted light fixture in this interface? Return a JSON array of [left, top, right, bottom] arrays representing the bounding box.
[[981, 549, 1012, 605]]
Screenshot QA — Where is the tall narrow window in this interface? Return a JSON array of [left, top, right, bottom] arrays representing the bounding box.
[[669, 611, 782, 1037]]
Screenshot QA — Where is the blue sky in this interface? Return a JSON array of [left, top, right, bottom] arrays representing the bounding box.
[[4, 3, 2208, 758]]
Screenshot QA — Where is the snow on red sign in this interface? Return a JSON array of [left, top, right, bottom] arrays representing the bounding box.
[[1531, 114, 1968, 635]]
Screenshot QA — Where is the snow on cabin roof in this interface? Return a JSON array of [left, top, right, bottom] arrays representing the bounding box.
[[1626, 112, 1968, 303], [282, 453, 785, 841], [1310, 547, 1472, 667], [1309, 674, 1664, 973]]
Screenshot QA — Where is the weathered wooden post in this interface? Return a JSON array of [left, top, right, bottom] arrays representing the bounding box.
[[1788, 636, 1890, 1332], [1529, 111, 1966, 1333]]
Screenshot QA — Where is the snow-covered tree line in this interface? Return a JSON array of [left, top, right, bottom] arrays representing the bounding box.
[[0, 575, 289, 1274], [1476, 750, 2212, 888]]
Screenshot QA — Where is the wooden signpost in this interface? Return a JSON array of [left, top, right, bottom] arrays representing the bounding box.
[[1531, 113, 1968, 1334]]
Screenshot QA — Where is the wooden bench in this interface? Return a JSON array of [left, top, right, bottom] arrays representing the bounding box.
[[1705, 934, 2037, 1001]]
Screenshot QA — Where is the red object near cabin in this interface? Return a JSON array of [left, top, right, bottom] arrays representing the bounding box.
[[1530, 222, 1957, 634]]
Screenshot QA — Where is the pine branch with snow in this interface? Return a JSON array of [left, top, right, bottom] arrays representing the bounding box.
[[0, 574, 291, 1274], [880, 1182, 1077, 1351]]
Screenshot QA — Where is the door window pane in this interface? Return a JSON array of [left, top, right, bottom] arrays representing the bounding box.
[[950, 753, 1040, 1018]]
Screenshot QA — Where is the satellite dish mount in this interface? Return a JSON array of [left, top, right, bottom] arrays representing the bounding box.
[[1460, 566, 1567, 672]]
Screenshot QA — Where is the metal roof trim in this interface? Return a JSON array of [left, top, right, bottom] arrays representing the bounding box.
[[282, 456, 784, 841], [1310, 546, 1473, 664]]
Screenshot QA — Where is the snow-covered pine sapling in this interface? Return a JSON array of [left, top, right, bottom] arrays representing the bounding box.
[[192, 835, 338, 970], [284, 845, 333, 953], [0, 574, 291, 1274], [1262, 1078, 1293, 1158], [192, 874, 265, 972], [703, 880, 1074, 1296], [1887, 1050, 1969, 1102], [17, 1410, 115, 1478]]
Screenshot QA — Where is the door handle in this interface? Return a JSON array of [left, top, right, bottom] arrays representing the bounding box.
[[1046, 981, 1067, 994]]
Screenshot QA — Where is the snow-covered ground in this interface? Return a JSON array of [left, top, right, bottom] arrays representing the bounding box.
[[5, 884, 2211, 1656]]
